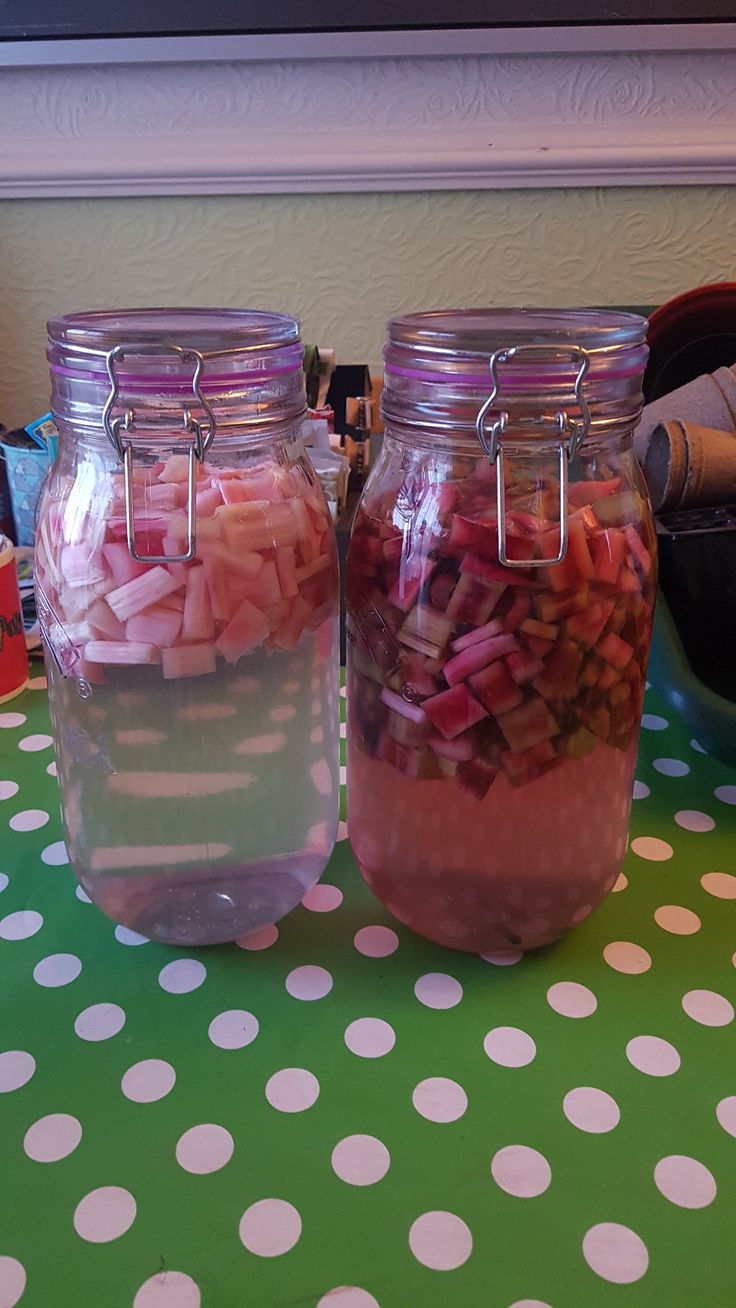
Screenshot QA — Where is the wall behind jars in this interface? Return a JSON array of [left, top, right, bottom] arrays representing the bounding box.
[[0, 185, 734, 429]]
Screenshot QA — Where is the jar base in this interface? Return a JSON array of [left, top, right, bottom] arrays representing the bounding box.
[[78, 849, 330, 947]]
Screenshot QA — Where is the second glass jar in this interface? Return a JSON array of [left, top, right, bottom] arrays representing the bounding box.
[[346, 309, 655, 953]]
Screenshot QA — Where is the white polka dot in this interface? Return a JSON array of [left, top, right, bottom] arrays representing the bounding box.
[[481, 949, 523, 965], [354, 925, 399, 958], [715, 784, 736, 805], [340, 685, 346, 698], [626, 1035, 680, 1076], [75, 885, 91, 903], [0, 781, 19, 801], [653, 905, 701, 935], [337, 820, 348, 841], [28, 675, 47, 691], [344, 1018, 396, 1058], [302, 883, 343, 912], [24, 1113, 82, 1162], [340, 765, 347, 786], [675, 809, 715, 832], [265, 1067, 320, 1113], [114, 925, 148, 946], [122, 1059, 176, 1103], [339, 721, 347, 738], [316, 1290, 378, 1308], [690, 737, 706, 752], [9, 809, 49, 832], [74, 1186, 136, 1243], [74, 1002, 126, 1042], [583, 1222, 648, 1284], [0, 1257, 26, 1308], [270, 704, 296, 723], [508, 1302, 553, 1308], [631, 835, 673, 861], [331, 1134, 390, 1186], [133, 1271, 201, 1308], [414, 972, 463, 1010], [641, 713, 668, 731], [612, 873, 628, 892], [701, 871, 736, 900], [491, 1145, 551, 1198], [0, 909, 43, 940], [237, 924, 279, 950], [176, 1123, 234, 1174], [46, 761, 58, 778], [547, 981, 597, 1018], [0, 712, 26, 728], [33, 953, 82, 987], [311, 759, 332, 795], [652, 757, 690, 777], [563, 1087, 620, 1133], [603, 941, 652, 974], [0, 873, 7, 893], [18, 733, 53, 753], [285, 965, 333, 1002], [654, 1154, 716, 1209], [409, 1211, 473, 1271], [682, 988, 734, 1027], [158, 959, 207, 994], [208, 1009, 259, 1050], [239, 1199, 302, 1257], [483, 1026, 536, 1068], [40, 840, 68, 866], [412, 1076, 468, 1123], [716, 1096, 736, 1138], [632, 780, 650, 799], [0, 1049, 35, 1092]]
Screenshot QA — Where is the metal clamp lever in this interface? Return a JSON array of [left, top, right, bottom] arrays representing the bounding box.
[[103, 342, 217, 564], [475, 343, 591, 569]]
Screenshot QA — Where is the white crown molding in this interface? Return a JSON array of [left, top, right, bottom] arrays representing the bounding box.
[[1, 48, 735, 196]]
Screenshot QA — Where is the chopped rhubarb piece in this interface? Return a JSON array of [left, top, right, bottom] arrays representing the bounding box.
[[60, 543, 107, 589], [525, 635, 555, 659], [593, 490, 644, 527], [376, 732, 438, 779], [215, 598, 270, 664], [451, 618, 505, 653], [126, 604, 182, 649], [564, 601, 614, 647], [87, 598, 125, 641], [181, 567, 215, 643], [398, 605, 453, 659], [387, 574, 422, 614], [500, 739, 559, 786], [457, 757, 497, 799], [157, 454, 192, 483], [443, 633, 518, 687], [271, 596, 311, 651], [616, 565, 642, 593], [422, 684, 488, 740], [242, 560, 283, 609], [569, 504, 599, 535], [501, 595, 532, 632], [385, 704, 430, 746], [580, 656, 602, 688], [382, 535, 404, 564], [448, 514, 498, 560], [198, 540, 263, 579], [161, 642, 217, 679], [428, 732, 474, 762], [295, 554, 331, 586], [506, 648, 544, 685], [544, 520, 595, 592], [461, 554, 536, 590], [397, 653, 439, 699], [520, 617, 559, 642], [380, 687, 429, 725], [195, 485, 223, 517], [535, 585, 590, 624], [597, 663, 621, 692], [533, 640, 583, 700], [447, 573, 505, 626], [275, 546, 299, 599], [567, 477, 622, 506], [85, 640, 161, 665], [578, 701, 611, 740], [597, 631, 634, 670], [469, 660, 523, 716], [497, 695, 559, 752], [624, 523, 653, 576], [102, 542, 148, 588], [558, 725, 598, 759], [590, 529, 626, 585], [106, 565, 182, 622]]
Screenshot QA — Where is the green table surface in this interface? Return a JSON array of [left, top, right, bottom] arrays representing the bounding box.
[[0, 672, 735, 1308]]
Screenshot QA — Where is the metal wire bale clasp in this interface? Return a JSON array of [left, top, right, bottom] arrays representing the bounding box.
[[102, 342, 217, 564], [474, 343, 591, 569]]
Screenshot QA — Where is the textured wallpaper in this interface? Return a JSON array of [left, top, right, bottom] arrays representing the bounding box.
[[0, 186, 734, 429]]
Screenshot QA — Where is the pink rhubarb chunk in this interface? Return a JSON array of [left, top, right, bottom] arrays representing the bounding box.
[[422, 684, 488, 740], [215, 598, 270, 664]]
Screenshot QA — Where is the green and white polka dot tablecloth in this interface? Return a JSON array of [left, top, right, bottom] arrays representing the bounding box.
[[0, 672, 735, 1308]]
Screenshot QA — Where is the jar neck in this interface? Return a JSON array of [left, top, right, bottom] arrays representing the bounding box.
[[55, 413, 307, 464], [381, 418, 636, 460]]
